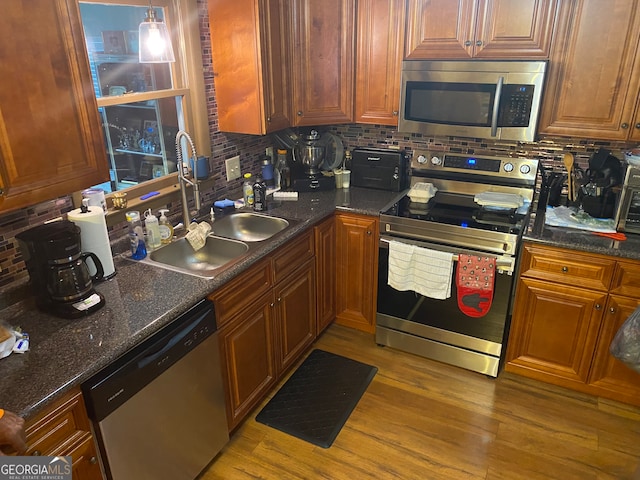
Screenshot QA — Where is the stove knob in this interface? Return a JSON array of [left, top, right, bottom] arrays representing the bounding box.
[[417, 154, 428, 164], [520, 164, 531, 175], [503, 162, 514, 173], [430, 156, 442, 166]]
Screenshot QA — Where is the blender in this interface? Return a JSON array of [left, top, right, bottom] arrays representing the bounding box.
[[291, 130, 337, 191]]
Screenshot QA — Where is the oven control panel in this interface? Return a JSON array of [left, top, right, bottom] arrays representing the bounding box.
[[413, 152, 538, 185]]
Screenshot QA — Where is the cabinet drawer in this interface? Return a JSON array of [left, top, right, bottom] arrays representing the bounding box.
[[25, 388, 91, 457], [272, 230, 314, 284], [610, 259, 640, 298], [210, 259, 272, 327], [519, 243, 615, 291]]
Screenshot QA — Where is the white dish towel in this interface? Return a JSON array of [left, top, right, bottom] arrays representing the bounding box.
[[387, 241, 454, 300]]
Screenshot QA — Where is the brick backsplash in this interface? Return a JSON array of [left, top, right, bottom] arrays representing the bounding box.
[[0, 0, 636, 299]]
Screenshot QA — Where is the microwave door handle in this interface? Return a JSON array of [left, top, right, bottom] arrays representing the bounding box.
[[491, 76, 504, 137]]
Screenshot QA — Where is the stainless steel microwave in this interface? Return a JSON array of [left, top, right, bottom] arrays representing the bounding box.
[[398, 60, 547, 142]]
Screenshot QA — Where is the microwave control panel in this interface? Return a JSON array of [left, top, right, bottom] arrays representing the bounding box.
[[498, 84, 535, 127]]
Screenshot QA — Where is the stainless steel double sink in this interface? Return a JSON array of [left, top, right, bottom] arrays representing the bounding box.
[[137, 212, 296, 278]]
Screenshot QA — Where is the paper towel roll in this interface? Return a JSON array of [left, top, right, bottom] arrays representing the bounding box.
[[68, 206, 116, 279]]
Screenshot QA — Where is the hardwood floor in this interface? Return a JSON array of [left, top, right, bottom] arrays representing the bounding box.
[[201, 324, 640, 479]]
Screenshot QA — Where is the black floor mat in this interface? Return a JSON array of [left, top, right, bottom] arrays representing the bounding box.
[[255, 349, 377, 448]]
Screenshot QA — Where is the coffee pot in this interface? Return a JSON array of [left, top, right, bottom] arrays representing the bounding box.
[[579, 148, 623, 218], [16, 221, 105, 319]]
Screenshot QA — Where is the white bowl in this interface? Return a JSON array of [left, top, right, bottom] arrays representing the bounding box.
[[624, 152, 640, 166]]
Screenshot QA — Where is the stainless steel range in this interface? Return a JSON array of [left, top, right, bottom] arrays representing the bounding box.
[[376, 152, 538, 377]]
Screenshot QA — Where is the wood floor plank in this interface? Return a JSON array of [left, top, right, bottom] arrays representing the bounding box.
[[202, 324, 640, 480]]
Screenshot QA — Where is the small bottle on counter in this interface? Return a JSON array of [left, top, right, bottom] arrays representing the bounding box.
[[144, 209, 162, 250], [253, 174, 267, 212], [275, 149, 290, 189], [125, 211, 147, 260], [260, 154, 275, 187], [243, 173, 254, 207], [158, 209, 174, 244]]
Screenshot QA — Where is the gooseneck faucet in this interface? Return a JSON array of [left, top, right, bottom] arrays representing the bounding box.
[[175, 130, 202, 228]]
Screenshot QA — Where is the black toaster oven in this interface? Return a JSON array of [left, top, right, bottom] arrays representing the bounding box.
[[351, 148, 409, 191]]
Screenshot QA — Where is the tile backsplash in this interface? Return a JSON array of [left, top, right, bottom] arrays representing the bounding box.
[[0, 0, 635, 300]]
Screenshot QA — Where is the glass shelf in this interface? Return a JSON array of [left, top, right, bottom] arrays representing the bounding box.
[[115, 148, 163, 157]]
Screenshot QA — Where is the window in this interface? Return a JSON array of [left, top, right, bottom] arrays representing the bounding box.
[[79, 0, 208, 194]]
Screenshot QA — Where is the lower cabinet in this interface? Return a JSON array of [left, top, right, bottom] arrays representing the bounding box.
[[314, 216, 337, 334], [275, 258, 316, 373], [506, 243, 640, 407], [211, 230, 317, 431], [335, 212, 379, 333], [25, 387, 103, 480], [217, 291, 277, 431]]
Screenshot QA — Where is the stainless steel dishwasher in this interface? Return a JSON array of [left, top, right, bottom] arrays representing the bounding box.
[[82, 299, 228, 480]]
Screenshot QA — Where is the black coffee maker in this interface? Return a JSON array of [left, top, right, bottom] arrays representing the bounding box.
[[16, 221, 105, 319], [579, 148, 623, 219]]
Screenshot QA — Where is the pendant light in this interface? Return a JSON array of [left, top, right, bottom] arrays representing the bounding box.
[[138, 3, 175, 63]]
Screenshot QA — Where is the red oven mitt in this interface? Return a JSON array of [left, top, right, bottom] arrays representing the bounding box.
[[456, 254, 495, 318]]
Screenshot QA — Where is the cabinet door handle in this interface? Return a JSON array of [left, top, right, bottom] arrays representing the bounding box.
[[476, 40, 483, 46], [621, 123, 629, 129], [270, 302, 274, 307], [464, 40, 472, 46], [32, 450, 41, 456], [392, 110, 398, 116], [366, 231, 372, 236], [90, 456, 98, 465], [277, 297, 282, 303], [297, 111, 303, 116], [561, 266, 568, 273], [595, 304, 602, 310], [609, 307, 616, 314], [267, 116, 271, 123], [636, 123, 640, 129]]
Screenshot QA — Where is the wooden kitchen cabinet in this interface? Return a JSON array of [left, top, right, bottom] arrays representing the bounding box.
[[538, 0, 640, 140], [24, 387, 102, 480], [405, 0, 558, 60], [506, 243, 640, 407], [210, 229, 317, 431], [335, 212, 379, 333], [0, 0, 108, 213], [290, 0, 355, 126], [273, 258, 316, 373], [208, 0, 292, 134], [315, 216, 337, 334], [355, 0, 405, 125], [507, 276, 608, 386], [217, 291, 277, 431]]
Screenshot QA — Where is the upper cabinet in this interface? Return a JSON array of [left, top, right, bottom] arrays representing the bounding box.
[[208, 0, 291, 135], [355, 0, 406, 125], [0, 0, 108, 213], [405, 0, 558, 60], [290, 0, 356, 126], [538, 0, 640, 141]]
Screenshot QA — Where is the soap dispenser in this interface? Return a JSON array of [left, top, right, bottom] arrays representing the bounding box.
[[144, 209, 162, 250], [158, 209, 174, 244]]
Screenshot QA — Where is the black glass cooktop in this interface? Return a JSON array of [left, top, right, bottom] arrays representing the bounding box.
[[382, 193, 527, 235]]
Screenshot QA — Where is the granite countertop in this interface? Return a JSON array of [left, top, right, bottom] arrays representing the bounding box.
[[523, 208, 640, 261], [0, 187, 402, 419]]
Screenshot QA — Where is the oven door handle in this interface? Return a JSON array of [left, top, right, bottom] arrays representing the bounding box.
[[379, 236, 515, 274], [490, 76, 504, 138]]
